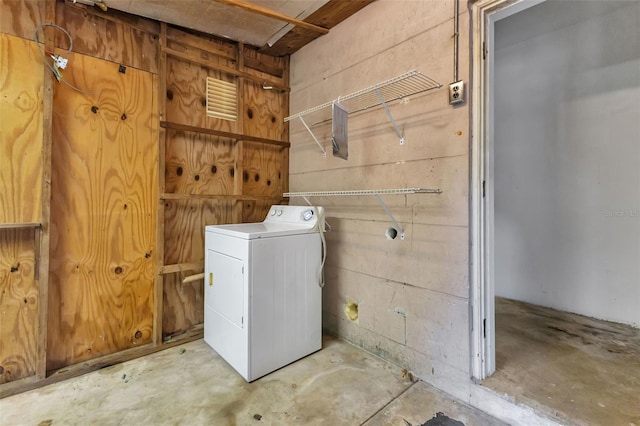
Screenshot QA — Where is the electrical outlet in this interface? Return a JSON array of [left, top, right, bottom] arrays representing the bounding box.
[[449, 80, 465, 105]]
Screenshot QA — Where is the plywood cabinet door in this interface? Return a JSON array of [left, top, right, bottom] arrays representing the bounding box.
[[48, 52, 158, 370]]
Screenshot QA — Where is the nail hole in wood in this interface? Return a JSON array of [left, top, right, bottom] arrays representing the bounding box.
[[211, 165, 217, 174], [243, 171, 249, 182], [176, 167, 183, 176], [10, 263, 19, 273], [123, 204, 127, 210], [121, 113, 127, 120], [91, 106, 99, 114], [145, 252, 151, 259], [271, 116, 276, 123], [247, 109, 253, 119], [115, 266, 123, 275], [166, 89, 174, 100], [134, 330, 142, 339], [230, 168, 235, 177], [254, 174, 259, 182], [194, 174, 200, 181], [200, 98, 206, 107], [267, 180, 271, 186]]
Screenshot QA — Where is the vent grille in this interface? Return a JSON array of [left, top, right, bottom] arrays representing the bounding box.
[[206, 77, 237, 121]]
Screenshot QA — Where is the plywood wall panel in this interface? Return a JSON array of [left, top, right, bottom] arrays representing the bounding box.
[[166, 57, 236, 132], [162, 199, 235, 336], [0, 229, 37, 384], [56, 3, 159, 74], [48, 52, 157, 370], [242, 142, 285, 198], [163, 200, 235, 265], [243, 81, 286, 140], [242, 46, 287, 83], [162, 275, 203, 337], [241, 200, 279, 223], [167, 27, 237, 61], [0, 0, 44, 39], [0, 34, 43, 224], [165, 131, 235, 195]]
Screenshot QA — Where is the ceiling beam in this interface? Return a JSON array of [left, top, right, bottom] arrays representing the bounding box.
[[212, 0, 330, 34]]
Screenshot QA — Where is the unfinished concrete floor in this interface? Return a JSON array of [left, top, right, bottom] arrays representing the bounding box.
[[0, 335, 503, 426], [483, 298, 640, 426]]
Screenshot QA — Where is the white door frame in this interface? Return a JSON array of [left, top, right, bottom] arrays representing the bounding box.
[[469, 0, 546, 381]]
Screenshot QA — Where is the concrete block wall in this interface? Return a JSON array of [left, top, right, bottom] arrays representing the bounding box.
[[289, 0, 471, 383]]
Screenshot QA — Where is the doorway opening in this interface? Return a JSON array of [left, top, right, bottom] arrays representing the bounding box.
[[471, 0, 640, 424]]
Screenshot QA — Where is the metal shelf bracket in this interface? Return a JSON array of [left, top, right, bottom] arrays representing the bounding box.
[[374, 87, 404, 145], [299, 116, 326, 157]]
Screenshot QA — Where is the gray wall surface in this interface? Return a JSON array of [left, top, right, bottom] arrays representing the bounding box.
[[290, 0, 472, 386], [494, 1, 640, 327]]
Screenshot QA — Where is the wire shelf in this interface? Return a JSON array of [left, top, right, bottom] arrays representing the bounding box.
[[283, 188, 442, 197], [284, 187, 442, 241], [285, 71, 442, 122]]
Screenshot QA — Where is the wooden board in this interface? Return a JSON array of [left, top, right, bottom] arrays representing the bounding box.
[[166, 56, 236, 132], [261, 0, 375, 57], [0, 34, 43, 224], [162, 199, 235, 336], [47, 51, 158, 370], [0, 0, 44, 40], [163, 200, 235, 265], [165, 131, 235, 195], [162, 274, 204, 337], [241, 200, 279, 223], [0, 229, 38, 384], [243, 80, 286, 140], [56, 2, 159, 74], [242, 142, 285, 198]]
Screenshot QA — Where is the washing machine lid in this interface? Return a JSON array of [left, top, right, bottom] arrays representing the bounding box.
[[206, 222, 314, 239]]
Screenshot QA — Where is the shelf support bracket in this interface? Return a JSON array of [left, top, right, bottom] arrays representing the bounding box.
[[375, 87, 404, 145], [374, 193, 405, 240], [299, 116, 327, 157]]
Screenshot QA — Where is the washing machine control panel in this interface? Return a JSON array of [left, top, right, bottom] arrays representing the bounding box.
[[265, 205, 323, 227]]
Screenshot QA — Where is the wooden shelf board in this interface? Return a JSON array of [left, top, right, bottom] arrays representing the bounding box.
[[0, 222, 41, 230], [160, 121, 290, 148], [160, 193, 284, 202], [159, 262, 204, 275]]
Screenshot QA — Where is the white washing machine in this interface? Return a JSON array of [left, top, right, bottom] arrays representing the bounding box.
[[204, 205, 325, 382]]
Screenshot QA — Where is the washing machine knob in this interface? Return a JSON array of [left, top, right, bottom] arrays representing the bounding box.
[[270, 209, 276, 216], [276, 209, 283, 216]]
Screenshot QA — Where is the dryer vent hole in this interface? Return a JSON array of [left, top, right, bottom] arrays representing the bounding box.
[[344, 301, 359, 322], [385, 227, 398, 240]]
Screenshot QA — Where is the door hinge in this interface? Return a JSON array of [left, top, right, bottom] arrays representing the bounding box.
[[482, 41, 487, 60], [483, 318, 487, 338], [482, 180, 486, 198]]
